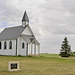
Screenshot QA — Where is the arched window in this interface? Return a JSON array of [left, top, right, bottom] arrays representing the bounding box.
[[22, 42, 25, 49], [0, 42, 2, 49], [9, 41, 12, 49], [4, 41, 7, 49]]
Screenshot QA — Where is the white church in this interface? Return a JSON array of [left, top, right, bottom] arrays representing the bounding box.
[[0, 11, 40, 56]]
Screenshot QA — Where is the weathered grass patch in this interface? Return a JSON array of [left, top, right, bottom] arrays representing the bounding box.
[[0, 54, 75, 75]]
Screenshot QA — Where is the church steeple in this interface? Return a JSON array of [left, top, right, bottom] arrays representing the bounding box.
[[22, 11, 29, 27]]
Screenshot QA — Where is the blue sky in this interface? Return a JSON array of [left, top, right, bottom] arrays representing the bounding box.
[[0, 0, 75, 53], [0, 22, 8, 27]]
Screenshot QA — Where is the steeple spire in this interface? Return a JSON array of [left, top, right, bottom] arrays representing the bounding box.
[[22, 11, 29, 22], [22, 11, 29, 27]]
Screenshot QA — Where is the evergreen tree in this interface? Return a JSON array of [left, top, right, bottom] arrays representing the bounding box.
[[60, 37, 71, 57]]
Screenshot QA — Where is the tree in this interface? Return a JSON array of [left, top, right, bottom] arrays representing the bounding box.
[[59, 37, 72, 57]]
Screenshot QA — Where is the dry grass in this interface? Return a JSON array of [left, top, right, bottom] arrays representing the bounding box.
[[0, 54, 75, 75]]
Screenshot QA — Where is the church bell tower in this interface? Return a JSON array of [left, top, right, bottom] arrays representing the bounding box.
[[22, 11, 29, 27]]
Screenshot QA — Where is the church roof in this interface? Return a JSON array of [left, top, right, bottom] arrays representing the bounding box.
[[0, 26, 26, 40], [22, 11, 29, 22], [21, 34, 40, 45], [21, 35, 34, 43]]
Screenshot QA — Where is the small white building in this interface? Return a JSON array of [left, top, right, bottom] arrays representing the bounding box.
[[0, 11, 40, 56]]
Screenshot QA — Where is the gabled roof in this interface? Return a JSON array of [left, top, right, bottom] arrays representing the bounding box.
[[0, 26, 26, 40], [21, 35, 34, 43], [22, 11, 29, 22], [0, 25, 40, 44], [21, 34, 40, 45]]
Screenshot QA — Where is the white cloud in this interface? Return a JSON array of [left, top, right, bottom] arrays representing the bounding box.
[[0, 0, 75, 53]]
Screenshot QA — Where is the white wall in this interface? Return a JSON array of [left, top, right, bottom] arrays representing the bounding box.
[[28, 43, 32, 55], [32, 44, 34, 55], [36, 45, 39, 55], [17, 36, 40, 56], [22, 26, 32, 35], [0, 40, 16, 56], [0, 38, 40, 56], [27, 43, 40, 55], [17, 36, 27, 56]]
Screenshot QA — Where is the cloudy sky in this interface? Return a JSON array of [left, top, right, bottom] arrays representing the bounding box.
[[0, 0, 75, 54]]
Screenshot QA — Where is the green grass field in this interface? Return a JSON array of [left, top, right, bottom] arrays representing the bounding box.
[[0, 54, 75, 75]]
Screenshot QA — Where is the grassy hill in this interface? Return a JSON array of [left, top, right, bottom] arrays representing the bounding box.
[[0, 54, 75, 75]]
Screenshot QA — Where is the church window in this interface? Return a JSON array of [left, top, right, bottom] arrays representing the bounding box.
[[9, 41, 12, 49], [4, 41, 7, 49], [0, 42, 2, 49], [22, 42, 25, 49]]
